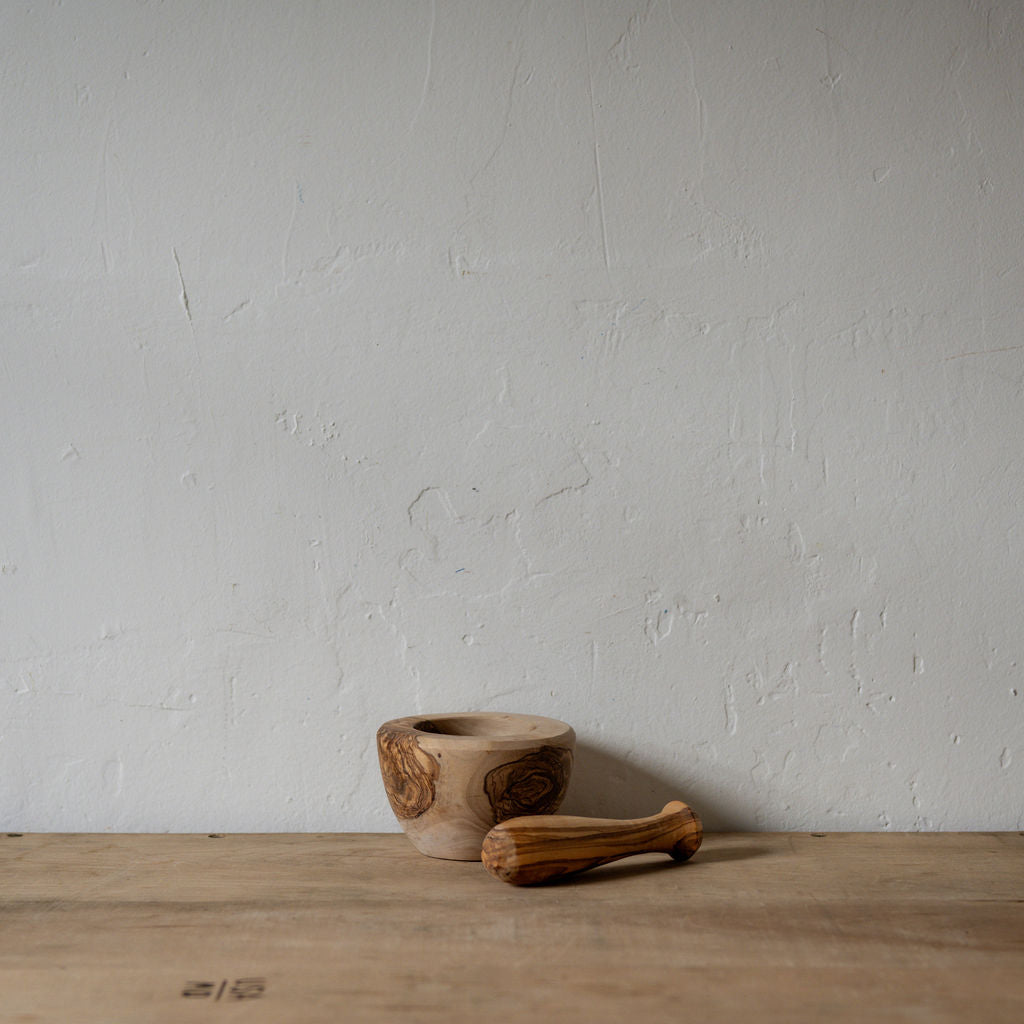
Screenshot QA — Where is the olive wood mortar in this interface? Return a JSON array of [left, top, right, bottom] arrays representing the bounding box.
[[377, 712, 575, 860], [481, 800, 703, 885]]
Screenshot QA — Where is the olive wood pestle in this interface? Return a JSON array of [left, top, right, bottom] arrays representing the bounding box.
[[481, 800, 702, 885]]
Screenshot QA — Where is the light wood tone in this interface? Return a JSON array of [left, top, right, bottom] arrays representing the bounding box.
[[377, 711, 575, 860], [2, 832, 1023, 1022], [482, 800, 702, 884]]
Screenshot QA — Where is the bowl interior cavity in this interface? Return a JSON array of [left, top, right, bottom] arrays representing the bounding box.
[[412, 713, 564, 740]]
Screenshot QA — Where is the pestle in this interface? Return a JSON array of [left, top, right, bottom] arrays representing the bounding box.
[[481, 800, 703, 885]]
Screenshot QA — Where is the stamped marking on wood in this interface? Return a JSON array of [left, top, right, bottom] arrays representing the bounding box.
[[181, 978, 266, 1001]]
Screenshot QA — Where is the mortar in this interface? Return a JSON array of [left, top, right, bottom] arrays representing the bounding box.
[[377, 711, 575, 860]]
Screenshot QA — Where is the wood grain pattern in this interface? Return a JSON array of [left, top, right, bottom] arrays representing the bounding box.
[[1, 832, 1022, 1023], [376, 723, 439, 819], [483, 745, 573, 822], [481, 800, 702, 884]]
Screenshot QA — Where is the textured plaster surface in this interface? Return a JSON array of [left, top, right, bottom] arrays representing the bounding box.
[[1, 1, 1022, 831]]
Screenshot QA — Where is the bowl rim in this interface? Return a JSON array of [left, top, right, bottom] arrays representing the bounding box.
[[377, 711, 575, 749]]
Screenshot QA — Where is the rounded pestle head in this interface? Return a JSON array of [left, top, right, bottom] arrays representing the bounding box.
[[662, 800, 703, 862]]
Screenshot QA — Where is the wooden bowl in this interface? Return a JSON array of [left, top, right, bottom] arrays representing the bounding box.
[[377, 712, 576, 860]]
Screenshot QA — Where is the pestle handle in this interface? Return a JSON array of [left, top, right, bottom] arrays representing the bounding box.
[[481, 800, 703, 885]]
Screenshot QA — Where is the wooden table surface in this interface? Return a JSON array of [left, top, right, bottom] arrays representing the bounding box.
[[2, 831, 1022, 1022]]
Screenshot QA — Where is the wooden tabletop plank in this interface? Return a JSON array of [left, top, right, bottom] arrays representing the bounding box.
[[2, 832, 1022, 1023]]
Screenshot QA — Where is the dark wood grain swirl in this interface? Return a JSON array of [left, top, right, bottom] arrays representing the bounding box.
[[377, 725, 439, 820], [484, 745, 573, 822]]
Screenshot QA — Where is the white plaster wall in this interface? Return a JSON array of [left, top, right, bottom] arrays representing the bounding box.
[[2, 0, 1022, 832]]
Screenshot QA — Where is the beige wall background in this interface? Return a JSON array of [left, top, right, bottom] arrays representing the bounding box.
[[2, 0, 1022, 831]]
